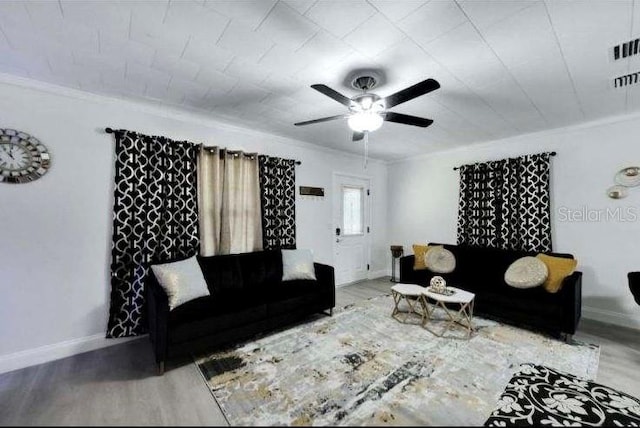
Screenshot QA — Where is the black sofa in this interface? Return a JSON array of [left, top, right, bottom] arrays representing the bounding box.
[[400, 243, 582, 339], [147, 249, 335, 373], [628, 272, 640, 305]]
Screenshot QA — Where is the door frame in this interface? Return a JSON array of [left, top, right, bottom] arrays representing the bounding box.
[[332, 172, 372, 287]]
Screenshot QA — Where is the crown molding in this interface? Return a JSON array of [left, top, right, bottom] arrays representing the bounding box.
[[0, 72, 386, 165], [388, 109, 640, 165]]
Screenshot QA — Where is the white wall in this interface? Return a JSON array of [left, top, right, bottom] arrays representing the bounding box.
[[0, 76, 388, 373], [388, 114, 640, 330]]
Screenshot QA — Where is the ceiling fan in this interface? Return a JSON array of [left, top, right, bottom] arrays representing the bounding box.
[[294, 75, 440, 141]]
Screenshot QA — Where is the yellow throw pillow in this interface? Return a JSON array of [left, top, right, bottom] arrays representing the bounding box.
[[413, 244, 431, 270], [413, 244, 443, 270], [536, 254, 578, 293], [413, 244, 429, 270]]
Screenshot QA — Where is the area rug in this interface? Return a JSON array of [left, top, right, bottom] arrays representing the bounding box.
[[195, 295, 600, 426], [485, 363, 640, 427]]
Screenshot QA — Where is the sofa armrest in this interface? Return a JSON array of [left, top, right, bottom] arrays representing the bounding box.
[[314, 262, 335, 308], [399, 256, 415, 283], [559, 271, 582, 335], [146, 271, 169, 364], [628, 272, 640, 305]]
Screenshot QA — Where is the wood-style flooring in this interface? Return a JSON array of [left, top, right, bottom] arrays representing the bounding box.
[[1, 278, 638, 426]]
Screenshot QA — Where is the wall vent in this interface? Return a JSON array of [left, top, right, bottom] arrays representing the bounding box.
[[613, 39, 640, 60], [614, 71, 640, 88]]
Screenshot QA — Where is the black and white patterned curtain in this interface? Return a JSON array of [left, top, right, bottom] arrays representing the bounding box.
[[258, 155, 296, 250], [107, 130, 199, 338], [457, 152, 552, 252]]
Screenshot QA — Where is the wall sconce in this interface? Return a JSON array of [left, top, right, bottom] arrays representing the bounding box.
[[607, 166, 640, 199]]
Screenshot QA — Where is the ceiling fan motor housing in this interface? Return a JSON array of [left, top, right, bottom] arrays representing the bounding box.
[[351, 75, 378, 91]]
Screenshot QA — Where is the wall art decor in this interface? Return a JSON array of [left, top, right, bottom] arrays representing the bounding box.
[[0, 128, 51, 183], [607, 166, 640, 199], [299, 186, 325, 197]]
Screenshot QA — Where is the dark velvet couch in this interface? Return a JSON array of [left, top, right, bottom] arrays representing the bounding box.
[[147, 249, 335, 373], [400, 243, 582, 339], [628, 272, 640, 305]]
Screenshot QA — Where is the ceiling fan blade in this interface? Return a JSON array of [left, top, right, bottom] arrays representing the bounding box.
[[383, 78, 440, 108], [294, 114, 348, 126], [384, 112, 434, 128], [311, 84, 352, 107], [352, 132, 365, 141]]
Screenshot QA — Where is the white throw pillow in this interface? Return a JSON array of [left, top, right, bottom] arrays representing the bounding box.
[[282, 249, 317, 281], [504, 256, 548, 289], [151, 256, 210, 310], [425, 247, 456, 273]]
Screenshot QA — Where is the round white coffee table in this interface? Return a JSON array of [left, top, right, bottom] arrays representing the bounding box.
[[391, 283, 427, 324], [420, 286, 475, 339]]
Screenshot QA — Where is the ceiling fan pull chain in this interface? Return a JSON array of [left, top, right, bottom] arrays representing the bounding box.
[[363, 131, 369, 170]]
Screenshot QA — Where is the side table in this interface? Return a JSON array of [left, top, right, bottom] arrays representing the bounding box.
[[391, 283, 426, 324], [420, 286, 475, 339]]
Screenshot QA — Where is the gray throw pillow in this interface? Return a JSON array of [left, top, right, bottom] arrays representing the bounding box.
[[151, 256, 210, 310], [282, 249, 317, 281], [504, 256, 548, 289], [425, 247, 456, 273]]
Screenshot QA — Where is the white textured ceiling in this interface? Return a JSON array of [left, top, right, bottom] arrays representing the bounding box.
[[0, 0, 637, 160]]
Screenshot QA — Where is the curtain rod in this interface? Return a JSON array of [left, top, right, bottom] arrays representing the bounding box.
[[105, 127, 301, 165], [452, 151, 557, 171]]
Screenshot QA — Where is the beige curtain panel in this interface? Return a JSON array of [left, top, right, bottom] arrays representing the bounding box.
[[197, 147, 263, 256]]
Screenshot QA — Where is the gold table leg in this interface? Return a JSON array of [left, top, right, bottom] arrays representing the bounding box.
[[391, 291, 426, 324], [421, 296, 475, 339]]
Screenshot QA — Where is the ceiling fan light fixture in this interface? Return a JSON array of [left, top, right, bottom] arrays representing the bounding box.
[[348, 111, 383, 132], [361, 96, 373, 110]]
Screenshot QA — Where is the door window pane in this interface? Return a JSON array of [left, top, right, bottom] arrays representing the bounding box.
[[343, 186, 363, 235]]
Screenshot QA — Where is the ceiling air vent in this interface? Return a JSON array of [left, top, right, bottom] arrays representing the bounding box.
[[613, 38, 640, 60], [614, 71, 640, 88]]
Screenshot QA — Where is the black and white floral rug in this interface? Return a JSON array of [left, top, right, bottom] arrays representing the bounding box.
[[195, 295, 600, 426], [485, 363, 640, 427]]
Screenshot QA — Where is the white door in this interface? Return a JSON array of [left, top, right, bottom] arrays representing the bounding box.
[[333, 174, 370, 285]]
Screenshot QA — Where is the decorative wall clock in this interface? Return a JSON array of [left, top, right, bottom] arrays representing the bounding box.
[[0, 129, 51, 183]]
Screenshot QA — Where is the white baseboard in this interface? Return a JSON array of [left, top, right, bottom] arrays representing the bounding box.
[[335, 270, 391, 287], [368, 269, 390, 280], [0, 334, 142, 375], [582, 306, 640, 330]]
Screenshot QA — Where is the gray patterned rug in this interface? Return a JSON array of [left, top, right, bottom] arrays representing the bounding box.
[[195, 295, 599, 426]]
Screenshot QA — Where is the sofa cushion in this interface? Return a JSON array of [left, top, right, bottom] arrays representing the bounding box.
[[273, 279, 319, 297], [282, 249, 317, 281], [236, 250, 283, 289], [504, 256, 548, 289], [425, 246, 456, 273], [475, 286, 565, 327], [168, 296, 267, 344], [536, 253, 578, 293], [197, 254, 244, 292], [266, 279, 324, 313], [151, 256, 210, 310], [168, 291, 266, 325], [445, 245, 512, 292], [413, 244, 438, 270]]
